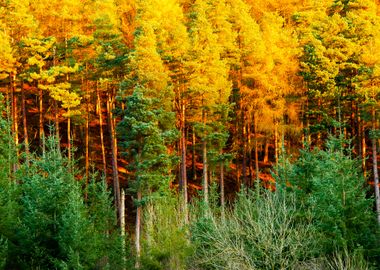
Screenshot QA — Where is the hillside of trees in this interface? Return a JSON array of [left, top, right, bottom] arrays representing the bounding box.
[[1, 0, 380, 269]]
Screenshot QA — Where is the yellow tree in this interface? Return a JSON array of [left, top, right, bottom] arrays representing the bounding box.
[[187, 0, 231, 204]]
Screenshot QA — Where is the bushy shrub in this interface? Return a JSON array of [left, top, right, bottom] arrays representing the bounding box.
[[191, 189, 315, 270], [141, 193, 193, 270]]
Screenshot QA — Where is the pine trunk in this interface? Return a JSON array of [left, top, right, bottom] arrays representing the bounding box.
[[180, 100, 188, 207], [220, 159, 225, 220], [11, 74, 19, 170], [97, 86, 107, 177], [192, 126, 196, 181], [135, 190, 142, 268], [372, 109, 380, 226], [39, 85, 45, 155], [67, 114, 71, 161], [202, 108, 208, 205], [107, 92, 121, 222], [21, 80, 29, 162]]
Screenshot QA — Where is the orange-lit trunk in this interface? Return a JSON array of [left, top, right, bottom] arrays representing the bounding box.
[[202, 106, 208, 205], [371, 108, 380, 226], [67, 113, 71, 161], [39, 85, 45, 155], [107, 92, 121, 223], [21, 80, 29, 164], [11, 74, 19, 170], [97, 85, 107, 177]]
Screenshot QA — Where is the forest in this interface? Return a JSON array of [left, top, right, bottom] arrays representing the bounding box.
[[1, 0, 380, 269]]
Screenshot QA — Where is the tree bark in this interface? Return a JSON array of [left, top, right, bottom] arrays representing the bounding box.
[[192, 126, 196, 181], [180, 99, 188, 208], [107, 92, 121, 223], [121, 188, 126, 270], [275, 124, 279, 167], [67, 113, 71, 161], [263, 139, 269, 164], [97, 85, 107, 177], [242, 112, 247, 187], [220, 159, 225, 220], [39, 85, 45, 155], [21, 80, 29, 163], [135, 190, 142, 268], [254, 114, 260, 189], [372, 109, 380, 226], [202, 108, 208, 205], [85, 79, 90, 182], [11, 74, 19, 171]]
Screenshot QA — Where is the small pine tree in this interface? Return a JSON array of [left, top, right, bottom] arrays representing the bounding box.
[[14, 136, 124, 269], [0, 94, 18, 270]]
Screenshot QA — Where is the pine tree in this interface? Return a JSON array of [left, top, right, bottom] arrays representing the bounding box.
[[187, 0, 231, 205], [0, 94, 18, 270], [117, 87, 177, 265]]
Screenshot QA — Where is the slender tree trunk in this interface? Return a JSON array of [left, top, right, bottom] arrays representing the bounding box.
[[220, 159, 225, 220], [120, 188, 126, 269], [242, 112, 247, 187], [54, 100, 60, 146], [192, 126, 196, 181], [202, 108, 208, 205], [20, 80, 29, 163], [97, 85, 107, 177], [247, 120, 253, 188], [39, 85, 45, 155], [85, 79, 90, 182], [67, 113, 71, 161], [11, 74, 19, 170], [180, 99, 188, 208], [135, 190, 142, 268], [372, 109, 380, 226], [275, 124, 279, 167], [107, 92, 121, 223], [263, 140, 269, 164], [254, 115, 260, 188]]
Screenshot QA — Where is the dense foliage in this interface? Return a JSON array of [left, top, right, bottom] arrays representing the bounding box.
[[1, 0, 380, 269]]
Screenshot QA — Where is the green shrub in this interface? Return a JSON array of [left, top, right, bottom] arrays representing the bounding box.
[[191, 189, 315, 270], [141, 193, 193, 270]]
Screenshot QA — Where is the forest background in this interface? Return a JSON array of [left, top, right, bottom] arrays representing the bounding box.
[[1, 0, 380, 269]]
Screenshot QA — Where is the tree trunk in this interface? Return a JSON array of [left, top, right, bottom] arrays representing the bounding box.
[[242, 112, 247, 187], [85, 80, 90, 182], [247, 121, 253, 188], [372, 109, 380, 226], [192, 126, 196, 181], [202, 108, 208, 205], [263, 139, 269, 164], [275, 124, 279, 167], [67, 114, 71, 161], [120, 188, 126, 269], [107, 92, 121, 223], [180, 99, 188, 208], [11, 74, 19, 171], [220, 159, 225, 220], [97, 85, 107, 177], [39, 85, 45, 155], [135, 190, 142, 268], [254, 115, 260, 189], [21, 80, 29, 163]]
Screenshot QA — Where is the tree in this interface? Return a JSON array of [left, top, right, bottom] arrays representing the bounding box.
[[187, 0, 231, 204], [0, 94, 18, 270], [14, 136, 124, 269], [278, 136, 379, 257], [117, 87, 177, 265]]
